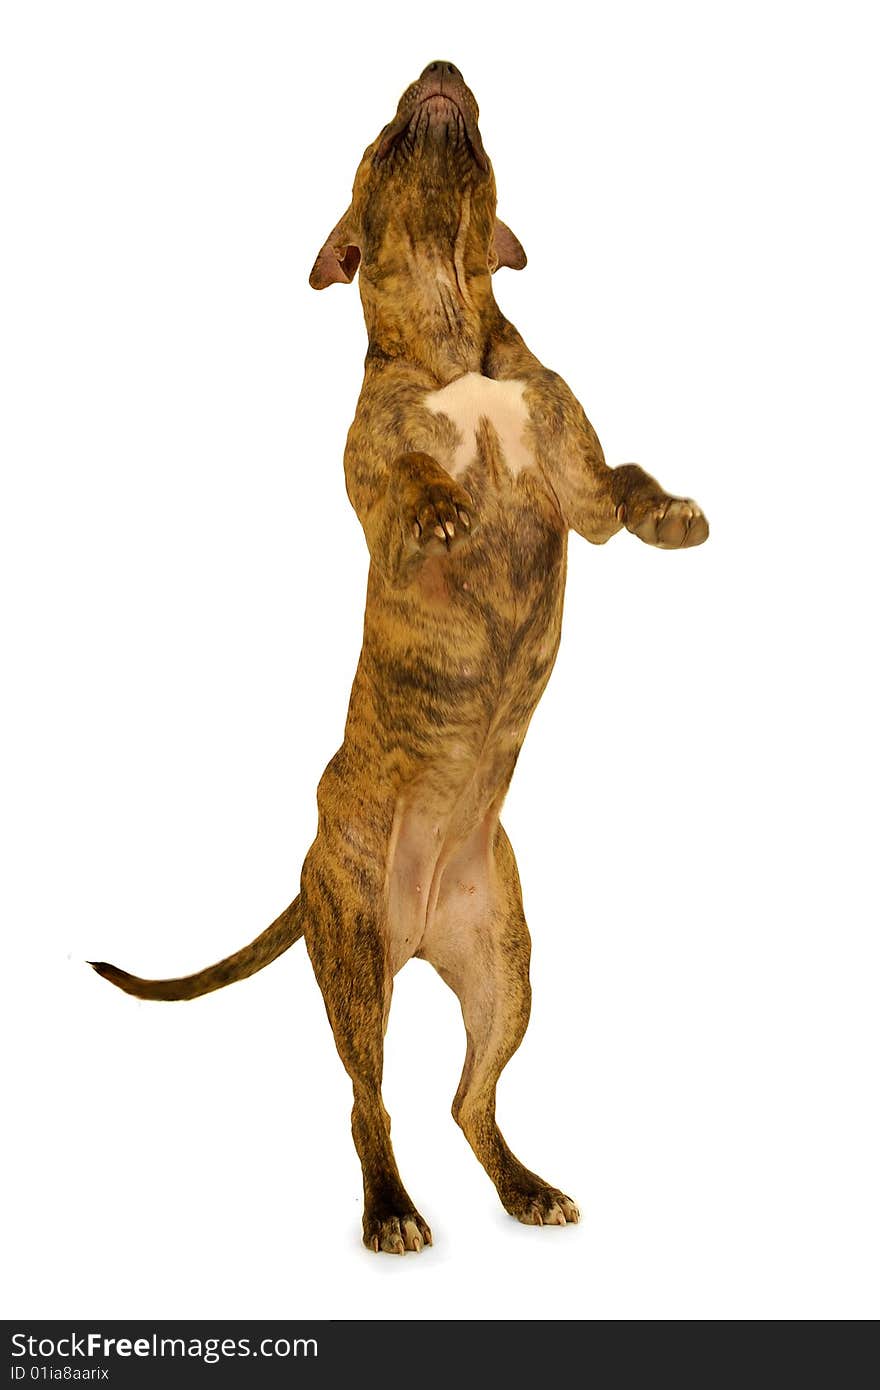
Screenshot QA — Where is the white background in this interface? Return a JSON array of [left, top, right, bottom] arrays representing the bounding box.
[[1, 1, 877, 1321]]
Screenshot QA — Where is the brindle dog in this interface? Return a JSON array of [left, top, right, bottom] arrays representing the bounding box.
[[91, 61, 708, 1255]]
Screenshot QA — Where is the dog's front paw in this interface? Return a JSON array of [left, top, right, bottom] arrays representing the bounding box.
[[363, 1208, 433, 1255], [621, 495, 709, 549], [403, 478, 477, 555]]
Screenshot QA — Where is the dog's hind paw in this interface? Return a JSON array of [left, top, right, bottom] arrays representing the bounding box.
[[363, 1209, 433, 1255], [504, 1184, 580, 1228]]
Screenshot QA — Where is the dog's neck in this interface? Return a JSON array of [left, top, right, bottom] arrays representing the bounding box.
[[361, 270, 498, 381], [358, 194, 501, 382]]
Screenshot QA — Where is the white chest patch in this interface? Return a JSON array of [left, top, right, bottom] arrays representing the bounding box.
[[424, 373, 532, 479]]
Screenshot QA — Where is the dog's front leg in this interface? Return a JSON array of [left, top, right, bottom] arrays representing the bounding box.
[[552, 417, 709, 550], [347, 450, 476, 586], [608, 463, 710, 550]]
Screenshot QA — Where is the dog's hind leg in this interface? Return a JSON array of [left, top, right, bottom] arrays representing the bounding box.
[[301, 836, 432, 1255], [422, 822, 579, 1228]]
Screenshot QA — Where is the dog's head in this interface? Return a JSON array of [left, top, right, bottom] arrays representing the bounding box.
[[309, 61, 525, 309]]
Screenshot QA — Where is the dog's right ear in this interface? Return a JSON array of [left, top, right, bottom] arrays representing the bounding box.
[[309, 209, 362, 290]]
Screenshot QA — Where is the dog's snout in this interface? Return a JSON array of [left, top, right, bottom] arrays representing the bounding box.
[[421, 60, 461, 82], [417, 61, 469, 105], [375, 59, 485, 172]]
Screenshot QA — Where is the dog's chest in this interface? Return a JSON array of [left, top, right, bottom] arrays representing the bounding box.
[[423, 373, 532, 479]]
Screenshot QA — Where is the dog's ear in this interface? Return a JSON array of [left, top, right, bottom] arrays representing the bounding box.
[[309, 210, 362, 290], [491, 218, 527, 272]]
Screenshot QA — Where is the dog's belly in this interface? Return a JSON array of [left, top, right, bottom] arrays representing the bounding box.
[[382, 605, 556, 973], [385, 793, 499, 975]]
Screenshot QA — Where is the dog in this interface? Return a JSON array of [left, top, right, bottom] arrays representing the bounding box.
[[91, 60, 708, 1254]]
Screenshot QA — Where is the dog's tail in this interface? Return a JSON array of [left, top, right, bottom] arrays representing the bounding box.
[[88, 894, 304, 1001]]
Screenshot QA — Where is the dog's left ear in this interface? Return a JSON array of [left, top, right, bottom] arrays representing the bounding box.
[[309, 209, 362, 290], [490, 218, 527, 272]]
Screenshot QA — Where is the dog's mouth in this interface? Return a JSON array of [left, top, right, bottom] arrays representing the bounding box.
[[374, 75, 490, 174]]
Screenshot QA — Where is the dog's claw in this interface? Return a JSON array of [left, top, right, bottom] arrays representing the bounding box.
[[403, 1218, 423, 1252]]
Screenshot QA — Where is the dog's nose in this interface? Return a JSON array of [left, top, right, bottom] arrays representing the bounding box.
[[420, 60, 461, 82]]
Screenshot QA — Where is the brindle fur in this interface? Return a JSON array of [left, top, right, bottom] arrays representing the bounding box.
[[91, 61, 708, 1254]]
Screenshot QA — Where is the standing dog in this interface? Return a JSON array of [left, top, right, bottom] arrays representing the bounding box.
[[92, 61, 708, 1254]]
